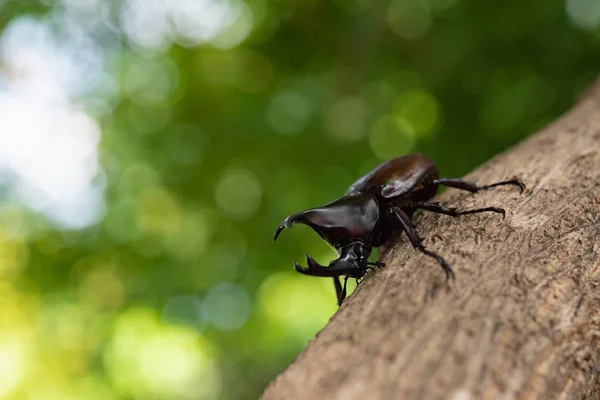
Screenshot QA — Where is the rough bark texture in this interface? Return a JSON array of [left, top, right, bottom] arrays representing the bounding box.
[[262, 81, 600, 400]]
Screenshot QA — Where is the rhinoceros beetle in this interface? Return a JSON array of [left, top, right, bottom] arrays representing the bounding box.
[[274, 153, 525, 306]]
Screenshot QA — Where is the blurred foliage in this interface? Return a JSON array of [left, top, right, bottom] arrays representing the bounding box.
[[0, 0, 599, 398]]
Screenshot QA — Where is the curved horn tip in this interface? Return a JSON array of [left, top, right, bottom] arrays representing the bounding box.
[[273, 225, 284, 241], [273, 218, 291, 241]]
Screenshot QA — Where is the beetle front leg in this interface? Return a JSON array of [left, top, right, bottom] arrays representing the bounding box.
[[333, 277, 341, 297], [333, 276, 350, 306], [434, 178, 525, 194], [407, 201, 506, 219], [391, 207, 455, 280], [294, 255, 336, 277], [333, 277, 344, 306], [295, 254, 365, 278]]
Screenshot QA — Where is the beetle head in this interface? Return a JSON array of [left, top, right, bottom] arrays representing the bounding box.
[[274, 194, 378, 275], [293, 242, 371, 278], [273, 193, 379, 248]]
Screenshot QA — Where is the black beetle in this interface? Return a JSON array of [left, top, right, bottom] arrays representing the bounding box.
[[274, 153, 525, 306]]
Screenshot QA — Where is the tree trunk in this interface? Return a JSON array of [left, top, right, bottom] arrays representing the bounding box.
[[261, 79, 600, 400]]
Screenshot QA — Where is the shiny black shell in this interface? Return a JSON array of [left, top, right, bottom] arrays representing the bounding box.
[[346, 153, 439, 203]]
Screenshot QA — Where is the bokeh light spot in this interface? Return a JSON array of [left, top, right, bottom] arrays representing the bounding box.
[[387, 0, 431, 39], [0, 16, 106, 230], [117, 163, 160, 196], [215, 167, 262, 220], [161, 295, 205, 332], [105, 308, 220, 399], [125, 104, 173, 134], [192, 238, 246, 287], [233, 50, 273, 93], [166, 125, 208, 167], [258, 272, 336, 342], [324, 96, 367, 142], [0, 332, 29, 397], [0, 232, 29, 279], [429, 0, 459, 10], [164, 210, 214, 263], [566, 0, 600, 30], [121, 0, 243, 52], [123, 58, 178, 106], [393, 89, 440, 137], [104, 197, 140, 243], [79, 266, 125, 309], [61, 0, 102, 12], [201, 282, 251, 331], [137, 187, 181, 236], [210, 3, 254, 49], [266, 91, 312, 136], [369, 116, 416, 160]]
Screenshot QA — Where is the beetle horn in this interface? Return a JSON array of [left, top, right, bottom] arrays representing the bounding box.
[[294, 254, 329, 275], [273, 212, 313, 241], [273, 217, 292, 241], [306, 254, 326, 269]]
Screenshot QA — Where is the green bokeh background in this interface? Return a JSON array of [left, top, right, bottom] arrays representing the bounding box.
[[0, 0, 599, 398]]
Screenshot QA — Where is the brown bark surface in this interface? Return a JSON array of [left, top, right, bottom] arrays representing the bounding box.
[[261, 81, 600, 400]]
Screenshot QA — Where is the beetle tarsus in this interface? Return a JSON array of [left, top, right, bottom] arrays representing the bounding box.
[[498, 208, 506, 219], [482, 178, 526, 194], [417, 245, 455, 280], [433, 177, 526, 194], [408, 202, 506, 219]]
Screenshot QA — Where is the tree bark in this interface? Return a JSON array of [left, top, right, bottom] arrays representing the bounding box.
[[261, 79, 600, 400]]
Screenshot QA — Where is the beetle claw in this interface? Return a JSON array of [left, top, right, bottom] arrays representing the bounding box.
[[516, 180, 526, 194]]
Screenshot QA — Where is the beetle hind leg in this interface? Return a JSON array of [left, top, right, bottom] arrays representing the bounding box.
[[391, 207, 455, 280], [434, 177, 525, 194], [367, 261, 385, 268], [408, 201, 506, 219]]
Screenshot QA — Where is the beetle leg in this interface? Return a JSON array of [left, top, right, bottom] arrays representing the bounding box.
[[433, 178, 525, 194], [338, 276, 349, 305], [295, 254, 365, 278], [407, 201, 506, 219], [294, 254, 331, 276], [391, 207, 455, 280], [367, 261, 385, 268], [333, 277, 344, 306]]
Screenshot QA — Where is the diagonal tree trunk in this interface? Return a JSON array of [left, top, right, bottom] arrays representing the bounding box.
[[261, 79, 600, 400]]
